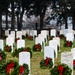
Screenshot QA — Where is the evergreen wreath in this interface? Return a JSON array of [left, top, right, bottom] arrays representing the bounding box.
[[0, 60, 18, 75], [32, 43, 41, 52], [0, 60, 29, 75], [4, 45, 12, 52], [58, 34, 65, 39], [40, 57, 53, 69], [13, 64, 29, 75], [0, 50, 6, 73], [12, 47, 32, 58], [15, 38, 20, 42], [0, 50, 6, 64], [73, 60, 75, 69], [50, 63, 72, 75], [64, 41, 73, 47], [22, 35, 25, 39], [49, 36, 54, 40], [28, 36, 33, 40]]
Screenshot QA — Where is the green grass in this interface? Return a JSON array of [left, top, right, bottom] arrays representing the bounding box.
[[3, 38, 75, 75]]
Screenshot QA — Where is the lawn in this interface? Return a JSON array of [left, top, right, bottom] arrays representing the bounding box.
[[1, 38, 75, 75]]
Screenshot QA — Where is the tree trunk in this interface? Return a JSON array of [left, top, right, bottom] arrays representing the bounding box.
[[6, 10, 8, 30], [11, 2, 15, 30], [72, 14, 75, 30], [19, 8, 24, 30], [40, 6, 46, 30], [72, 6, 75, 30], [17, 14, 20, 30], [40, 13, 44, 30], [0, 13, 2, 38], [65, 14, 68, 29], [35, 22, 38, 30]]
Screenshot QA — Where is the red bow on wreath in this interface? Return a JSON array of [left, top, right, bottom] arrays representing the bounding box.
[[23, 48, 28, 52], [6, 46, 10, 51], [0, 54, 2, 61], [58, 65, 64, 75], [45, 58, 50, 66], [67, 41, 71, 46], [35, 44, 40, 50], [6, 62, 14, 74], [19, 66, 24, 74]]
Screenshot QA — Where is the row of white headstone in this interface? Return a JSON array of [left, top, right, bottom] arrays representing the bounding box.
[[35, 29, 57, 47], [35, 30, 49, 47], [0, 39, 25, 52], [5, 29, 37, 39], [60, 29, 74, 42]]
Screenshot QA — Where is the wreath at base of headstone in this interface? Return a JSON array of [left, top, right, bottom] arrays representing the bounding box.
[[12, 47, 32, 58], [0, 50, 6, 64], [64, 41, 73, 47], [27, 36, 33, 40], [4, 45, 12, 52], [0, 50, 6, 73], [73, 60, 75, 69], [32, 43, 41, 52], [40, 57, 53, 69], [50, 63, 72, 75], [49, 36, 54, 40], [58, 34, 65, 39], [0, 60, 29, 75]]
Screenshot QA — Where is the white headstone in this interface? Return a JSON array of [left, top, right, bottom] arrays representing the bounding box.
[[8, 34, 15, 43], [53, 37, 60, 47], [29, 30, 34, 36], [68, 29, 74, 33], [63, 29, 68, 36], [26, 29, 30, 36], [61, 52, 73, 75], [35, 37, 45, 46], [60, 30, 64, 35], [0, 40, 4, 50], [6, 37, 13, 52], [38, 34, 47, 43], [41, 30, 49, 37], [17, 40, 25, 49], [16, 31, 22, 39], [44, 46, 54, 65], [19, 52, 30, 74], [33, 30, 37, 37], [5, 30, 9, 36], [49, 40, 58, 58], [66, 33, 74, 42], [71, 48, 75, 60], [10, 31, 15, 36], [22, 30, 26, 36], [50, 29, 56, 37], [73, 30, 75, 35]]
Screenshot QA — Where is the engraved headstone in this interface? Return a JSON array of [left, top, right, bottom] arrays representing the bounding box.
[[0, 40, 4, 50], [49, 40, 58, 58], [6, 37, 13, 52], [71, 48, 75, 60], [16, 31, 22, 39], [19, 52, 30, 75], [44, 46, 54, 65], [66, 33, 74, 42], [35, 37, 45, 47], [61, 52, 73, 75], [17, 40, 25, 49], [50, 29, 56, 37], [53, 37, 60, 47], [5, 30, 9, 36]]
